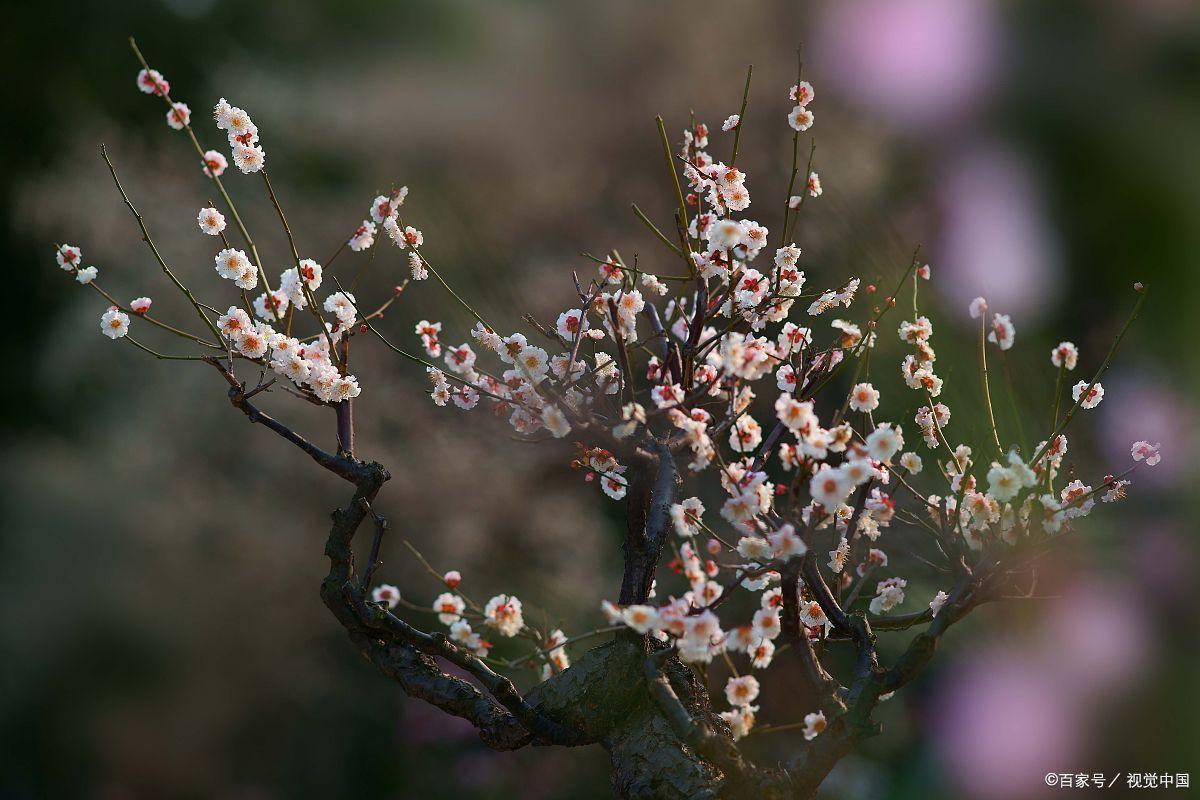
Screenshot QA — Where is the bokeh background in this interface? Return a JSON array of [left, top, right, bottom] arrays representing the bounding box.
[[3, 1, 1198, 798]]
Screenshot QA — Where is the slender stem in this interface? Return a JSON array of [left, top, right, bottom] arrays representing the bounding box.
[[1049, 362, 1066, 430], [801, 249, 921, 401], [831, 344, 869, 426], [409, 245, 495, 334], [359, 499, 388, 591], [125, 336, 208, 360], [729, 65, 753, 166], [99, 146, 224, 344], [998, 349, 1027, 453], [607, 298, 635, 406], [925, 391, 955, 461], [260, 170, 343, 367], [631, 203, 684, 259], [500, 626, 624, 669], [348, 237, 380, 293], [399, 537, 485, 614], [978, 314, 1004, 455], [325, 238, 349, 271], [784, 141, 817, 246], [779, 51, 805, 248], [127, 37, 278, 316], [332, 279, 524, 409], [580, 250, 689, 282], [655, 116, 693, 264], [60, 253, 221, 348], [1030, 288, 1147, 468]]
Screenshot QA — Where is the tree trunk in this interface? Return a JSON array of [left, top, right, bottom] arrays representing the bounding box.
[[526, 636, 732, 799]]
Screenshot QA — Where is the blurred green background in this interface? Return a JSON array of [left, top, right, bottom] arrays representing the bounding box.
[[2, 1, 1197, 798]]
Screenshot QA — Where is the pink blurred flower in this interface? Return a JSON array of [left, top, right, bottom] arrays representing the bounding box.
[[1101, 373, 1195, 488], [816, 0, 1000, 128], [1038, 579, 1151, 696], [933, 578, 1155, 798], [934, 651, 1080, 799], [936, 144, 1063, 319]]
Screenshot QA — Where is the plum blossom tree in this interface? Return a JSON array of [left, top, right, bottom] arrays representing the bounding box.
[[58, 39, 1160, 799]]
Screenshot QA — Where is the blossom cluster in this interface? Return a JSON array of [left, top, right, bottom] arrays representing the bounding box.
[[75, 54, 1160, 746], [213, 98, 266, 173], [370, 572, 575, 680], [78, 65, 367, 404], [396, 78, 1151, 737]]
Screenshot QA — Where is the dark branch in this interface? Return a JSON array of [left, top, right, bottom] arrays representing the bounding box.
[[204, 357, 370, 484], [619, 439, 679, 605]]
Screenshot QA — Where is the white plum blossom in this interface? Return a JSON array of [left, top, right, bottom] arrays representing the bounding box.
[[1051, 341, 1079, 370], [729, 416, 763, 453], [724, 675, 759, 707], [601, 472, 628, 501], [214, 248, 257, 290], [828, 538, 850, 573], [929, 590, 949, 617], [348, 220, 376, 251], [670, 498, 705, 538], [768, 524, 807, 560], [1131, 440, 1161, 466], [677, 610, 723, 664], [788, 105, 814, 131], [166, 102, 190, 130], [217, 306, 252, 340], [849, 382, 880, 413], [371, 584, 400, 609], [370, 190, 407, 224], [720, 706, 757, 740], [799, 600, 828, 628], [865, 423, 904, 463], [802, 711, 827, 741], [323, 291, 358, 331], [556, 309, 586, 341], [810, 465, 853, 509], [541, 405, 571, 438], [233, 143, 265, 173], [869, 577, 907, 615], [433, 592, 466, 625], [202, 150, 227, 177], [56, 244, 82, 271], [100, 307, 129, 339], [1060, 479, 1095, 519], [236, 327, 268, 359], [988, 313, 1015, 350], [449, 620, 484, 655], [986, 463, 1021, 503], [1072, 381, 1104, 409], [622, 605, 660, 634], [408, 252, 428, 280], [483, 594, 524, 637], [136, 68, 169, 95], [749, 639, 775, 669], [198, 206, 226, 236]]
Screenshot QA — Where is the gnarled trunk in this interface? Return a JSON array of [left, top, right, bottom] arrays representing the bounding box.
[[527, 636, 729, 799]]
